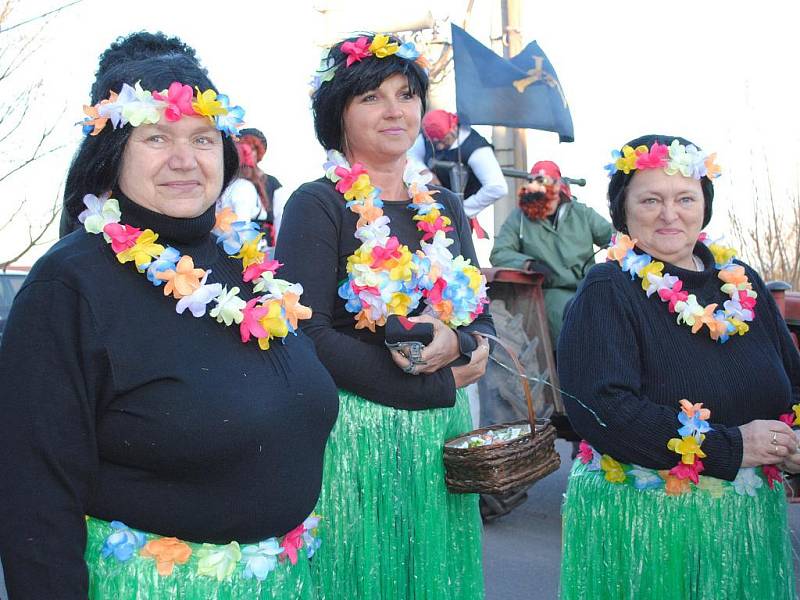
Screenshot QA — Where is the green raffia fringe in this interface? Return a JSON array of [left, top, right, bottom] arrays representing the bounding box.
[[561, 460, 795, 599], [85, 518, 315, 599], [310, 388, 484, 599]]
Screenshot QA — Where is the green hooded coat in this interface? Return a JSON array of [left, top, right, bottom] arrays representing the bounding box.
[[490, 201, 613, 344]]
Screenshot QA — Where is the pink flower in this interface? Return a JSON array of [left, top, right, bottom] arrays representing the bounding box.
[[370, 238, 400, 267], [779, 413, 795, 427], [334, 163, 367, 194], [280, 524, 305, 565], [153, 82, 196, 121], [634, 142, 669, 169], [762, 465, 783, 490], [669, 459, 704, 484], [416, 217, 454, 242], [340, 37, 372, 67], [103, 223, 143, 254], [242, 259, 282, 283], [657, 279, 689, 313], [239, 298, 269, 343], [737, 290, 756, 311], [426, 278, 447, 305], [577, 440, 594, 464]]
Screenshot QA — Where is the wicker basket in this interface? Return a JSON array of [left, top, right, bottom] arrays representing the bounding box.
[[444, 333, 561, 495]]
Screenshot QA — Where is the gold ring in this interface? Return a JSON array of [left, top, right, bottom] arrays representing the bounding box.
[[772, 432, 779, 446]]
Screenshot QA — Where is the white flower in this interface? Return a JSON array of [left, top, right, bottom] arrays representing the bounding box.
[[732, 467, 763, 497], [210, 286, 246, 325], [674, 294, 704, 327]]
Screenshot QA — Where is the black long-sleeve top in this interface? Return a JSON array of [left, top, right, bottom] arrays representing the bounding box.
[[0, 194, 339, 599], [275, 179, 495, 410], [558, 242, 800, 481]]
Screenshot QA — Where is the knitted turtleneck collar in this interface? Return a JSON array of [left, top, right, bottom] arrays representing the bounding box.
[[113, 188, 216, 246]]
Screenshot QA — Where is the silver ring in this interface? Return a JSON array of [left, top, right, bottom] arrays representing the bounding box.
[[772, 432, 779, 446], [402, 361, 417, 375]]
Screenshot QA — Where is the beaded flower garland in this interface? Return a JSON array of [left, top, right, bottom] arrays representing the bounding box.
[[323, 150, 488, 332], [311, 34, 430, 91], [99, 514, 321, 581], [578, 400, 800, 496], [81, 80, 245, 137], [604, 139, 721, 180], [607, 232, 757, 343], [78, 193, 310, 350]]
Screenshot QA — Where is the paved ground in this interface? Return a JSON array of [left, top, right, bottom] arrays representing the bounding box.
[[482, 439, 800, 599]]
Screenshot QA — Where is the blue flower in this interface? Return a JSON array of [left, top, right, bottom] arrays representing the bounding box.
[[604, 150, 622, 177], [677, 410, 712, 437], [145, 246, 181, 286], [408, 201, 444, 215], [100, 521, 146, 562], [241, 539, 284, 581], [214, 95, 245, 137], [396, 41, 420, 60], [621, 251, 651, 280], [628, 467, 664, 490], [215, 220, 260, 255]]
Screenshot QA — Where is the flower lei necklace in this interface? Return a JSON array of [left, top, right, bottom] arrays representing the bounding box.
[[323, 150, 488, 332], [78, 193, 311, 350], [579, 400, 800, 495], [607, 232, 757, 343]]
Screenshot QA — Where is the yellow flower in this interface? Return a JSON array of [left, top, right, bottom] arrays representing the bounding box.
[[387, 292, 412, 315], [344, 174, 374, 201], [793, 403, 800, 426], [638, 260, 664, 292], [257, 300, 289, 350], [600, 454, 626, 483], [116, 229, 165, 272], [192, 88, 227, 119], [696, 475, 726, 499], [465, 265, 483, 292], [667, 434, 706, 464], [386, 249, 413, 281], [233, 235, 265, 268], [369, 34, 399, 58], [615, 145, 647, 175], [708, 243, 737, 266], [728, 318, 749, 336]]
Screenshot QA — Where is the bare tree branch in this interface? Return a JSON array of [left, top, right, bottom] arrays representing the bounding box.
[[0, 0, 82, 34], [0, 184, 62, 269]]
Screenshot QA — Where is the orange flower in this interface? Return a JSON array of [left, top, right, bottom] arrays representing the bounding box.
[[214, 206, 237, 233], [704, 153, 721, 179], [282, 292, 312, 330], [140, 537, 192, 576], [157, 255, 206, 299], [409, 183, 439, 206], [82, 104, 109, 136], [691, 303, 718, 334], [660, 471, 691, 496], [679, 399, 710, 421], [354, 309, 381, 332], [718, 265, 748, 286], [351, 198, 383, 228], [606, 234, 637, 263]]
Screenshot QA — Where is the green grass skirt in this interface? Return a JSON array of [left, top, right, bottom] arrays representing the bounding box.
[[85, 518, 316, 599], [310, 388, 484, 599], [561, 460, 795, 599]]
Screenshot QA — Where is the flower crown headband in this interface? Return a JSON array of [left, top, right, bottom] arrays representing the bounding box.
[[604, 139, 722, 180], [310, 34, 430, 92], [81, 81, 245, 137]]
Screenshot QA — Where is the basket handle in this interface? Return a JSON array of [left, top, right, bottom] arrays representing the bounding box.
[[477, 332, 537, 433]]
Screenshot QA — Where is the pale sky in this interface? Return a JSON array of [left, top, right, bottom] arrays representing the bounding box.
[[2, 0, 799, 266]]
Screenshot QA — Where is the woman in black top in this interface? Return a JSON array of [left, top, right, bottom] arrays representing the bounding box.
[[275, 33, 493, 599], [0, 32, 337, 599], [558, 134, 799, 599]]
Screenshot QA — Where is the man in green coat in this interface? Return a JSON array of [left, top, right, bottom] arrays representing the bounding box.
[[490, 160, 613, 346]]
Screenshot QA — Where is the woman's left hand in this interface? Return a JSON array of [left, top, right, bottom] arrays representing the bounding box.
[[389, 314, 460, 375]]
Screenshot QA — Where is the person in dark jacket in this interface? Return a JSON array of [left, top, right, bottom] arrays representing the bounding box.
[[0, 32, 337, 599], [558, 133, 798, 599]]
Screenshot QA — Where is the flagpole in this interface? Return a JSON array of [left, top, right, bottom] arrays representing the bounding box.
[[491, 0, 527, 233]]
